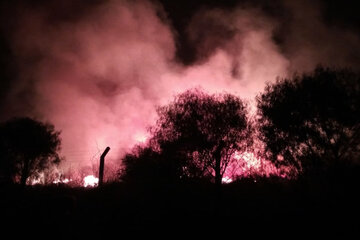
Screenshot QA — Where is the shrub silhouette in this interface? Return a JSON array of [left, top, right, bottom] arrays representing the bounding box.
[[120, 145, 184, 184]]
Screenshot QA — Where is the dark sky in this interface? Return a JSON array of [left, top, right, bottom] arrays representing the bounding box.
[[1, 0, 360, 111], [1, 0, 360, 62], [158, 0, 360, 64]]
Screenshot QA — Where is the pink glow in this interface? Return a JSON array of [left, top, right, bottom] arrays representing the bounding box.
[[5, 1, 356, 179], [134, 132, 150, 144], [223, 151, 282, 180], [5, 1, 288, 179]]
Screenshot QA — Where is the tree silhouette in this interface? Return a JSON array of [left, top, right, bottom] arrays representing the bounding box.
[[0, 117, 62, 186], [257, 67, 360, 175], [152, 89, 252, 186]]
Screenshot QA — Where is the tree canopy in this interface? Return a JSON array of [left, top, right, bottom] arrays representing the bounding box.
[[257, 67, 360, 175], [121, 89, 252, 186], [0, 117, 62, 186]]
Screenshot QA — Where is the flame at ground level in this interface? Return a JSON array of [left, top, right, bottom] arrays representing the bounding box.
[[222, 176, 233, 184], [83, 175, 99, 187], [29, 173, 99, 187], [223, 151, 287, 180], [27, 150, 291, 187]]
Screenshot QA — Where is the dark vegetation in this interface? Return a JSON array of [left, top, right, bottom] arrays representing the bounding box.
[[257, 67, 360, 176], [0, 117, 62, 186], [2, 176, 359, 237], [121, 89, 252, 186], [1, 67, 359, 237]]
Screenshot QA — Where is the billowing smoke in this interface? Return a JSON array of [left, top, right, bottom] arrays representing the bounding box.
[[1, 0, 359, 177]]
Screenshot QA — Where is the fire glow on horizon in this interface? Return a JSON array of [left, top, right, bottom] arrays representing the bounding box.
[[3, 0, 360, 180], [2, 1, 290, 173], [26, 149, 282, 187]]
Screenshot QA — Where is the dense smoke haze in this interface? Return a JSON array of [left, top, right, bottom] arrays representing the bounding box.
[[1, 0, 360, 177]]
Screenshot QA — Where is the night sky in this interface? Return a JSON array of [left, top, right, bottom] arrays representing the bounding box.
[[1, 0, 360, 176]]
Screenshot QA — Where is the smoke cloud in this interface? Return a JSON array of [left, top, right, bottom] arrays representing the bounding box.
[[1, 0, 359, 176]]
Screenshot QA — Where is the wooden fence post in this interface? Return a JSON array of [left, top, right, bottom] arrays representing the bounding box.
[[99, 146, 110, 187]]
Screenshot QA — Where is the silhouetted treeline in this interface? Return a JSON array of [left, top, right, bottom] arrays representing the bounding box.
[[120, 66, 360, 184], [1, 67, 358, 186], [1, 66, 360, 237]]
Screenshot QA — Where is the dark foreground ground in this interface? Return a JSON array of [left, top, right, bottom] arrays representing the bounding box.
[[1, 174, 359, 238]]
